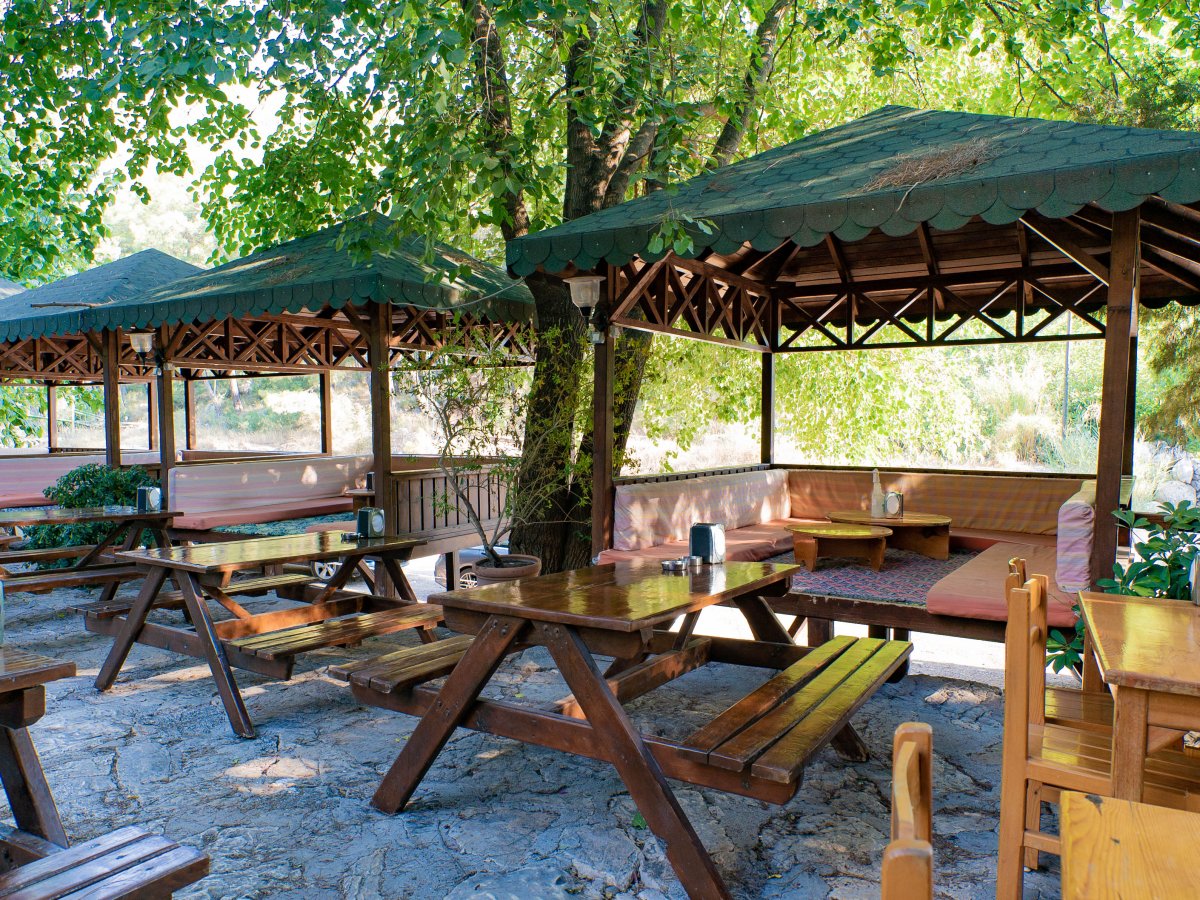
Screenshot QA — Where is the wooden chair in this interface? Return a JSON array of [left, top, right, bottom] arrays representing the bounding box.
[[882, 722, 933, 900], [996, 571, 1200, 899]]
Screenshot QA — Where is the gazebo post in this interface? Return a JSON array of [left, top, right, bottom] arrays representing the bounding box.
[[1092, 208, 1141, 585], [367, 300, 396, 594], [183, 376, 196, 451], [100, 328, 123, 468], [147, 381, 158, 450], [761, 353, 775, 465], [45, 384, 57, 452], [319, 371, 334, 455], [156, 327, 176, 507], [592, 329, 615, 559]]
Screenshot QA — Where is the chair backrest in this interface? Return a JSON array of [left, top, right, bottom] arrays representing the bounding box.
[[1003, 563, 1049, 756], [882, 722, 934, 900]]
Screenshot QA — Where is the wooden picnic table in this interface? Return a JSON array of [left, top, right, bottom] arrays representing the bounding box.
[[1078, 591, 1200, 802], [1060, 791, 1200, 899], [0, 506, 177, 612], [827, 510, 952, 560], [0, 648, 76, 847], [340, 561, 911, 899], [92, 531, 435, 738]]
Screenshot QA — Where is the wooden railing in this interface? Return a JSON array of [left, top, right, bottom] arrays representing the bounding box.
[[390, 464, 507, 543], [614, 463, 769, 488]]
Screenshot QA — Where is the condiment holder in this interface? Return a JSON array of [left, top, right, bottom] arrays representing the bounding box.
[[662, 555, 705, 574]]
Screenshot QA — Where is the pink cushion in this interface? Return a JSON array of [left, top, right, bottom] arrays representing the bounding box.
[[612, 470, 789, 551], [950, 528, 1057, 552], [1056, 482, 1095, 593], [173, 496, 354, 531], [0, 451, 160, 506], [598, 518, 813, 565], [0, 494, 55, 508], [927, 542, 1077, 628], [786, 469, 1082, 536]]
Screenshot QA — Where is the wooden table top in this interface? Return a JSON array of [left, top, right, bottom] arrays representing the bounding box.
[[0, 647, 75, 693], [119, 531, 424, 574], [1061, 791, 1200, 899], [430, 561, 800, 633], [0, 506, 178, 528], [787, 523, 892, 539], [827, 510, 951, 528], [1079, 591, 1200, 697]]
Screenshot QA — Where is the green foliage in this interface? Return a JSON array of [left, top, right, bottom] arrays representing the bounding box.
[[1048, 501, 1200, 672], [0, 386, 47, 447], [23, 464, 159, 564]]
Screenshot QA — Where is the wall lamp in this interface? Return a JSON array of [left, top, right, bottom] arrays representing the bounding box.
[[564, 274, 606, 344]]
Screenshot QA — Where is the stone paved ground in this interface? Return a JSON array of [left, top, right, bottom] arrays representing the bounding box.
[[6, 565, 1061, 899]]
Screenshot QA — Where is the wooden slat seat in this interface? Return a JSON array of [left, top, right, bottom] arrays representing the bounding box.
[[229, 604, 443, 661], [0, 566, 142, 596], [71, 572, 318, 620], [0, 825, 208, 898], [0, 545, 95, 566], [682, 635, 911, 784], [330, 633, 474, 692]]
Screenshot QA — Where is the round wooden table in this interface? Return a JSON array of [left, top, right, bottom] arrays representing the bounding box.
[[827, 510, 952, 560], [788, 522, 893, 572]]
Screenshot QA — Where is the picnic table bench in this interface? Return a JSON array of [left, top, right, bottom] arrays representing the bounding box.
[[340, 561, 911, 899], [91, 531, 438, 737], [0, 507, 177, 609], [0, 647, 208, 897]]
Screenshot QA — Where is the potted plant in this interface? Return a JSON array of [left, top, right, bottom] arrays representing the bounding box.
[[1046, 500, 1200, 674], [396, 321, 582, 586]]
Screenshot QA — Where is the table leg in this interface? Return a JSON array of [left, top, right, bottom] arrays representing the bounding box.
[[539, 622, 731, 900], [372, 614, 523, 814], [95, 566, 168, 691], [179, 572, 255, 739], [380, 556, 419, 604], [72, 521, 127, 570], [0, 724, 67, 846], [1081, 631, 1104, 694], [1111, 686, 1150, 801], [92, 523, 147, 608], [312, 554, 363, 604], [734, 595, 794, 645]]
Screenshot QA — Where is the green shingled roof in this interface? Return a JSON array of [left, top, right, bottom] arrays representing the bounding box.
[[507, 105, 1200, 276], [1, 217, 534, 343], [0, 250, 202, 342]]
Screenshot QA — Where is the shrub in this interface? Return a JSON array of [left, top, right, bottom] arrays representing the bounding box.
[[24, 464, 159, 565]]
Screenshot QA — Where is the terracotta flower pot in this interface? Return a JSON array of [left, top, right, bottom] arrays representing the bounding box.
[[473, 554, 542, 586]]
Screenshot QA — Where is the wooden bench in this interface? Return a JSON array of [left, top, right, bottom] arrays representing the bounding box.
[[229, 604, 443, 662], [0, 565, 143, 596], [0, 825, 208, 898], [679, 635, 911, 783], [72, 572, 318, 621], [330, 633, 473, 691]]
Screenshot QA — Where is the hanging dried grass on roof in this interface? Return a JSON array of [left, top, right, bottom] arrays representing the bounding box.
[[864, 137, 998, 192]]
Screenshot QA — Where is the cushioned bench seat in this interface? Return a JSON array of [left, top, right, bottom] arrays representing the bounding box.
[[926, 542, 1077, 628], [599, 518, 824, 564], [173, 496, 354, 531]]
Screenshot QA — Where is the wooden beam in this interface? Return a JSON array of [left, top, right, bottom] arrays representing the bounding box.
[[183, 377, 196, 451], [100, 329, 122, 468], [760, 352, 774, 465], [156, 357, 176, 507], [146, 381, 158, 450], [1142, 196, 1200, 243], [319, 371, 334, 455], [1092, 209, 1140, 585], [592, 328, 616, 558], [1020, 213, 1109, 285], [45, 385, 57, 452], [367, 301, 394, 527]]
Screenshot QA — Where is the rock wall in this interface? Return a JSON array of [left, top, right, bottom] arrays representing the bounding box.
[[1139, 440, 1200, 506]]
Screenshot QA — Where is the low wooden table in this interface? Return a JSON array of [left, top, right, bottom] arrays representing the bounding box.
[[94, 531, 432, 738], [827, 510, 951, 560], [349, 561, 911, 899], [1060, 791, 1200, 899], [1078, 591, 1200, 802], [788, 523, 892, 572], [0, 648, 75, 847]]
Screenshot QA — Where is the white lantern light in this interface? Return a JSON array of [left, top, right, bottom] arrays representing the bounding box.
[[564, 274, 605, 321], [127, 330, 155, 357]]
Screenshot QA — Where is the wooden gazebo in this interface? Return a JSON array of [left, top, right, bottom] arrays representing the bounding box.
[[507, 105, 1200, 585], [0, 216, 535, 532]]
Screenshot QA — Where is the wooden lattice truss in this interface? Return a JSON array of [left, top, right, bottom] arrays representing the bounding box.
[[604, 199, 1200, 352], [0, 303, 535, 384]]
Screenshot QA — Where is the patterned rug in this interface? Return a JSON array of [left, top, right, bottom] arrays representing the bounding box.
[[765, 548, 978, 605], [213, 512, 352, 537]]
